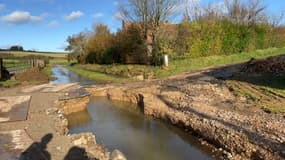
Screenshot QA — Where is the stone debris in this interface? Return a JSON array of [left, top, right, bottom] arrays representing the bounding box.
[[111, 149, 127, 160], [69, 133, 111, 160]]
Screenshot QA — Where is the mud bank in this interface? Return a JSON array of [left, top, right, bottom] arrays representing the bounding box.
[[85, 78, 285, 160]]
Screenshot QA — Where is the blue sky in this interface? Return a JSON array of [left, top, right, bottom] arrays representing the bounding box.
[[0, 0, 284, 52]]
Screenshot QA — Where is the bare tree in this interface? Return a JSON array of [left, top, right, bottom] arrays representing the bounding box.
[[268, 12, 285, 27], [118, 0, 181, 58], [182, 0, 204, 21], [224, 0, 266, 25]]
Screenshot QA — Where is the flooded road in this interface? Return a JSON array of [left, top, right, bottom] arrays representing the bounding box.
[[67, 97, 214, 160], [51, 65, 214, 160], [50, 65, 94, 85]]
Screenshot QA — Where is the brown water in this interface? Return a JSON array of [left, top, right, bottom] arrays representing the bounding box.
[[67, 97, 214, 160]]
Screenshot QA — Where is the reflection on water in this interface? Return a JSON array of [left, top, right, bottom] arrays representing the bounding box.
[[68, 97, 213, 160], [67, 110, 92, 129], [50, 65, 94, 85]]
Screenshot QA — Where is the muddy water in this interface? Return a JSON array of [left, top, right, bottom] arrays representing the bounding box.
[[50, 65, 94, 85], [51, 66, 214, 159], [67, 97, 214, 160]]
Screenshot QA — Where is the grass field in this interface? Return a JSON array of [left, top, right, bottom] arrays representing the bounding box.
[[0, 51, 67, 58]]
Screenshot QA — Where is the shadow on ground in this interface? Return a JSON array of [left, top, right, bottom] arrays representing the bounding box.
[[19, 133, 93, 160]]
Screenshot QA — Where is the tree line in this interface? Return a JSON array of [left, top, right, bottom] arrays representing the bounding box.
[[66, 0, 285, 65]]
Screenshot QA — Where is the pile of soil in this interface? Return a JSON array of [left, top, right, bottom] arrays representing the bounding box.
[[241, 55, 285, 75], [15, 67, 52, 82]]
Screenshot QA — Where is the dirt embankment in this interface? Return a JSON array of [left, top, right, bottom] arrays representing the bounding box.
[[241, 54, 285, 75], [85, 55, 285, 160], [15, 67, 55, 83]]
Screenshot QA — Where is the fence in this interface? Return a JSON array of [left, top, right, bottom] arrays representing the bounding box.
[[0, 53, 49, 80]]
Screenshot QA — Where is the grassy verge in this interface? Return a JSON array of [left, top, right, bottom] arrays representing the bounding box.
[[227, 75, 285, 114], [73, 47, 285, 79], [49, 59, 70, 65], [262, 105, 285, 114], [0, 77, 20, 88], [67, 66, 129, 83], [43, 65, 53, 77]]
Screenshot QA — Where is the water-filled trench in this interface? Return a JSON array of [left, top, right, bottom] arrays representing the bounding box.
[[52, 65, 214, 160]]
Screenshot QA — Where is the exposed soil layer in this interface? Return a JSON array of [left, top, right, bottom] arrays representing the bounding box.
[[15, 67, 54, 82], [241, 54, 285, 75]]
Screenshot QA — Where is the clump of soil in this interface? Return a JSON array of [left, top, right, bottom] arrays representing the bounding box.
[[15, 67, 53, 82], [241, 55, 285, 75]]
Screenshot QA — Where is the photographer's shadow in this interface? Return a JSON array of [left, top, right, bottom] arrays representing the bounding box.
[[19, 133, 53, 160]]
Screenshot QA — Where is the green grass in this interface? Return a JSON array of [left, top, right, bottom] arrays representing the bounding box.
[[156, 47, 285, 77], [49, 59, 70, 65], [227, 75, 285, 114], [0, 51, 67, 58], [0, 77, 20, 88], [73, 47, 285, 79], [43, 65, 53, 76], [260, 87, 285, 98], [228, 82, 259, 101], [262, 105, 285, 114], [67, 66, 128, 83]]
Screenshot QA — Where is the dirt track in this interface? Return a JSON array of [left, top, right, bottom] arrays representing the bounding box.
[[0, 84, 109, 160]]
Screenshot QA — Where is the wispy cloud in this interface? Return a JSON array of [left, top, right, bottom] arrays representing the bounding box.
[[1, 11, 42, 24], [92, 12, 104, 18], [47, 20, 59, 27], [113, 12, 123, 20], [64, 11, 84, 21], [0, 3, 5, 11]]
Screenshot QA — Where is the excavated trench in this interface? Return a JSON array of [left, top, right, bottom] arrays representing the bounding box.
[[52, 65, 216, 160]]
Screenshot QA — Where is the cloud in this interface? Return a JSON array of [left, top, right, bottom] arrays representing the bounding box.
[[113, 1, 119, 5], [92, 12, 104, 18], [1, 11, 42, 24], [113, 12, 124, 20], [47, 20, 59, 27], [40, 12, 49, 18], [0, 3, 5, 11], [64, 11, 84, 21]]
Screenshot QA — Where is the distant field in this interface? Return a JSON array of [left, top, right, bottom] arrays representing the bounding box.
[[0, 51, 67, 59]]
